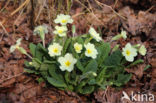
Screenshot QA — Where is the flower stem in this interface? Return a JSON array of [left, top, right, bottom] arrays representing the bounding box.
[[26, 53, 33, 59], [42, 39, 45, 48]]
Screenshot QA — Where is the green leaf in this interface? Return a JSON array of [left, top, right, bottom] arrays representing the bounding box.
[[32, 58, 41, 70], [67, 85, 74, 91], [96, 67, 107, 84], [144, 65, 150, 71], [76, 81, 87, 92], [29, 43, 36, 56], [65, 71, 70, 84], [79, 86, 95, 94], [41, 71, 48, 78], [104, 50, 123, 66], [18, 47, 27, 55], [88, 79, 96, 85], [83, 59, 98, 74], [76, 60, 85, 72], [48, 64, 64, 82], [65, 71, 78, 86], [76, 36, 84, 44], [24, 68, 39, 74], [79, 71, 96, 82], [43, 60, 56, 64], [47, 77, 67, 88], [35, 43, 47, 61], [113, 74, 132, 87], [127, 59, 144, 68], [37, 77, 44, 83], [63, 38, 72, 55], [97, 43, 111, 66], [24, 61, 32, 67], [40, 63, 49, 71]]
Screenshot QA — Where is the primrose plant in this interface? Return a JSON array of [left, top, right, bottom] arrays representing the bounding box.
[[10, 14, 147, 94]]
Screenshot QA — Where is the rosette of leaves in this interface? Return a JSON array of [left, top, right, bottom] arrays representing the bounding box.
[[24, 33, 133, 94]]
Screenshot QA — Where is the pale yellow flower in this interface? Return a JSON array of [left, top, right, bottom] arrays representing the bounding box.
[[54, 14, 73, 25], [121, 30, 127, 39], [112, 30, 127, 41], [84, 43, 98, 59], [122, 43, 137, 62], [53, 26, 67, 37], [10, 38, 22, 53], [48, 43, 63, 57], [89, 27, 102, 42], [58, 53, 77, 72], [139, 45, 147, 56], [74, 43, 83, 53]]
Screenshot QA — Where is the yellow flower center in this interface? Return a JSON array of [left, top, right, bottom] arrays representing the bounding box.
[[62, 19, 67, 23], [126, 50, 131, 56], [65, 60, 71, 67], [75, 46, 80, 51], [38, 27, 43, 32], [29, 62, 33, 65], [53, 48, 58, 53], [87, 49, 92, 54], [16, 45, 19, 49], [58, 30, 63, 34]]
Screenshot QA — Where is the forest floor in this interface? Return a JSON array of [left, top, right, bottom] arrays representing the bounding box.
[[0, 0, 156, 103]]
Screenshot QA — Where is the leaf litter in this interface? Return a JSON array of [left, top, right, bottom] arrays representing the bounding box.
[[0, 0, 156, 103]]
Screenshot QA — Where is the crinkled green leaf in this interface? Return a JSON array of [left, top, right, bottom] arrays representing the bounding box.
[[48, 64, 64, 82], [35, 43, 47, 61], [24, 68, 39, 74], [79, 86, 95, 94], [83, 59, 97, 74], [47, 77, 67, 88], [63, 38, 72, 55], [113, 74, 132, 87], [104, 50, 123, 66], [32, 58, 41, 70], [76, 60, 85, 72], [29, 43, 36, 56], [97, 43, 111, 66], [96, 67, 107, 84]]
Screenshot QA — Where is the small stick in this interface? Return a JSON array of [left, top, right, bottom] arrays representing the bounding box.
[[0, 22, 9, 41], [0, 22, 9, 36], [94, 0, 126, 20], [11, 0, 30, 16], [0, 72, 24, 84], [35, 0, 47, 22], [0, 0, 11, 13], [145, 5, 155, 13]]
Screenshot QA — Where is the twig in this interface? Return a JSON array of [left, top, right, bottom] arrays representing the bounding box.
[[74, 0, 92, 12], [0, 22, 9, 41], [35, 0, 47, 22], [145, 5, 155, 13], [0, 0, 11, 13], [0, 72, 24, 84], [0, 22, 9, 36], [94, 0, 126, 20], [11, 0, 30, 16], [74, 0, 103, 25], [113, 0, 118, 8], [86, 0, 103, 25], [72, 12, 85, 18], [13, 9, 25, 34], [1, 0, 30, 25], [104, 86, 109, 97], [46, 3, 52, 26]]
